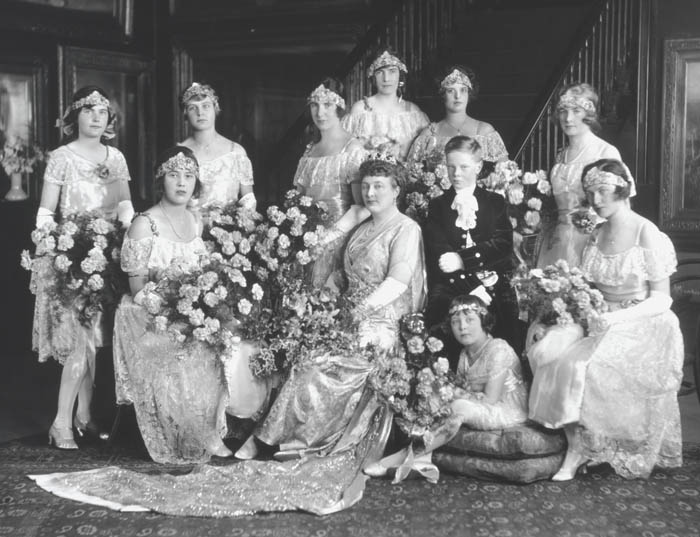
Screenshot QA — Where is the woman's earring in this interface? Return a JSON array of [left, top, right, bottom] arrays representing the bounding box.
[[398, 81, 405, 88]]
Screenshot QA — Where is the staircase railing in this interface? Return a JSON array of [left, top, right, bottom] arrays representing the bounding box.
[[268, 0, 457, 201], [512, 0, 642, 172]]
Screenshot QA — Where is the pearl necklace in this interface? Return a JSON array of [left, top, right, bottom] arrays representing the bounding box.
[[193, 134, 218, 155], [444, 116, 470, 135], [159, 202, 190, 240]]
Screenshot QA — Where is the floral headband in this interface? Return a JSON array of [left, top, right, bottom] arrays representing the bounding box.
[[582, 167, 628, 190], [307, 84, 346, 110], [181, 82, 220, 110], [58, 90, 115, 139], [440, 69, 472, 91], [557, 92, 595, 112], [367, 51, 408, 78], [365, 151, 399, 165], [449, 302, 487, 317], [156, 151, 199, 178]]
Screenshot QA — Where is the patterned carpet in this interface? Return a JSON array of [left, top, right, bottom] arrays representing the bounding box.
[[1, 436, 700, 537]]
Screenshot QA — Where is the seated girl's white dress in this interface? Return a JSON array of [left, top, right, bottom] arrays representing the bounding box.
[[454, 336, 528, 430], [528, 223, 684, 478], [113, 217, 227, 464]]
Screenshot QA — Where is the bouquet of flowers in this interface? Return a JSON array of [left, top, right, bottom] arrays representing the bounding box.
[[134, 253, 265, 355], [1, 137, 46, 175], [20, 213, 127, 326], [368, 313, 455, 437], [512, 259, 608, 334], [479, 161, 554, 236], [404, 149, 452, 225]]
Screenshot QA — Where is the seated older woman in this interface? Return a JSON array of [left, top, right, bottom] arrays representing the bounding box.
[[528, 158, 684, 481]]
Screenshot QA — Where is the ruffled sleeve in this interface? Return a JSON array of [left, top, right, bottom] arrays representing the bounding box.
[[121, 236, 154, 275], [480, 130, 509, 162], [111, 149, 131, 183], [42, 148, 70, 186], [641, 230, 677, 281], [233, 144, 254, 187]]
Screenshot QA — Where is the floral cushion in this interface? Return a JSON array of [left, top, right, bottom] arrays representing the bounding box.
[[440, 422, 566, 459]]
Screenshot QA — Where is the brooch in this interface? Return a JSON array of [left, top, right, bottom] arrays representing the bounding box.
[[95, 163, 110, 180]]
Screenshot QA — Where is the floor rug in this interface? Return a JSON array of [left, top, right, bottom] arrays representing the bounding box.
[[1, 436, 700, 537]]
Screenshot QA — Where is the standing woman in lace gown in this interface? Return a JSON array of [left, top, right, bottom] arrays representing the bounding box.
[[179, 82, 256, 210], [342, 49, 429, 161], [32, 86, 134, 450], [536, 83, 625, 268], [113, 146, 233, 463], [294, 78, 367, 286], [408, 66, 508, 165], [528, 159, 683, 481]]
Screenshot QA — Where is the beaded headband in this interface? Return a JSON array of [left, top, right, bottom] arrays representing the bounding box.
[[365, 151, 399, 165], [449, 302, 487, 317], [440, 69, 472, 91], [557, 93, 595, 112], [367, 51, 408, 78], [181, 82, 220, 110], [156, 151, 199, 178], [59, 91, 115, 139], [582, 167, 628, 190], [307, 84, 346, 110]]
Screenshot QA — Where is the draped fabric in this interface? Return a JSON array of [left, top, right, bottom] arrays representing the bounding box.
[[535, 137, 621, 269], [293, 140, 366, 287], [528, 224, 684, 478], [407, 122, 509, 164], [341, 99, 429, 161], [196, 143, 254, 208], [31, 145, 129, 371], [31, 211, 427, 516]]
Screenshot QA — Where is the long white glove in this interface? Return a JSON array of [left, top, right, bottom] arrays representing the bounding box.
[[117, 200, 135, 228], [364, 276, 408, 311], [239, 192, 257, 210], [35, 207, 55, 228], [603, 291, 672, 325], [319, 205, 371, 247]]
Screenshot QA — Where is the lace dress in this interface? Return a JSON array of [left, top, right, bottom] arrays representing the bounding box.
[[31, 212, 427, 516], [528, 223, 684, 478], [454, 336, 528, 429], [536, 137, 621, 268], [196, 143, 254, 208], [341, 98, 429, 161], [407, 122, 509, 165], [293, 140, 366, 286], [31, 145, 130, 375], [113, 215, 228, 464]]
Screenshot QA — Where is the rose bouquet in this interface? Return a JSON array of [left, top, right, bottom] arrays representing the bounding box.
[[20, 212, 127, 326], [134, 253, 265, 355], [368, 313, 455, 437], [512, 259, 608, 334], [362, 135, 401, 159], [404, 149, 452, 225], [479, 161, 554, 236]]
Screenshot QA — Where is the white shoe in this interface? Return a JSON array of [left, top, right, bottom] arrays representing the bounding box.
[[234, 435, 258, 460]]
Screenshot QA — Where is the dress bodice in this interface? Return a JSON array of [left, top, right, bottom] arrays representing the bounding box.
[[549, 138, 621, 218], [340, 99, 429, 161], [344, 212, 426, 323], [581, 222, 677, 305], [120, 214, 205, 279], [197, 143, 254, 208], [293, 140, 366, 221], [456, 336, 524, 395], [407, 122, 508, 164], [43, 145, 130, 219]]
